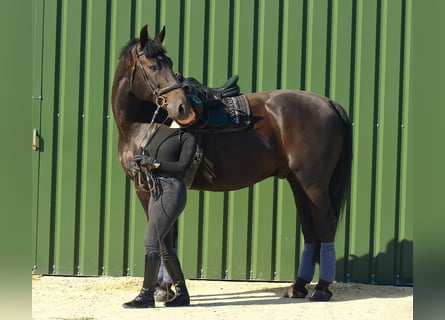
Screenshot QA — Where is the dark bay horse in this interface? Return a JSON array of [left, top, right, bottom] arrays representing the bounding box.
[[111, 26, 352, 301]]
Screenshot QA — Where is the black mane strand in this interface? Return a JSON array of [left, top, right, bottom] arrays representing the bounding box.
[[143, 38, 166, 58], [119, 39, 138, 60], [118, 37, 166, 61]]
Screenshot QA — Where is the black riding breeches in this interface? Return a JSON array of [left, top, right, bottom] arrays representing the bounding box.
[[144, 176, 186, 259]]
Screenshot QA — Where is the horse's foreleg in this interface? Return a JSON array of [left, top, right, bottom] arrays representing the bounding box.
[[136, 189, 151, 220]]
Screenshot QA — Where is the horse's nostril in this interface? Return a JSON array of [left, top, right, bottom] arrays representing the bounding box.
[[178, 104, 185, 115]]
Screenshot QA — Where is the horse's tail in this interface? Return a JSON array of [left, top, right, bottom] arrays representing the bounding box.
[[329, 100, 353, 221]]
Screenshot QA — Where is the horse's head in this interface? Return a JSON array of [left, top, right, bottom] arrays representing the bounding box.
[[127, 25, 196, 125]]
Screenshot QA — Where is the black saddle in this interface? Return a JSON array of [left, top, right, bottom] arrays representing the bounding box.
[[176, 74, 242, 128], [177, 73, 240, 101], [205, 75, 240, 99]]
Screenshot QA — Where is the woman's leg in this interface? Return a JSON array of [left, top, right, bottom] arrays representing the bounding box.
[[155, 230, 175, 302], [144, 178, 186, 253], [122, 252, 161, 308], [123, 178, 185, 309], [161, 232, 190, 307], [154, 178, 190, 307]]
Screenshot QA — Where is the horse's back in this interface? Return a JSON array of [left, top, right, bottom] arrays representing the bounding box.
[[247, 89, 346, 141], [248, 89, 338, 118]]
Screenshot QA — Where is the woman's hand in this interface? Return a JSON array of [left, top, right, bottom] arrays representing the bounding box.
[[132, 154, 157, 169]]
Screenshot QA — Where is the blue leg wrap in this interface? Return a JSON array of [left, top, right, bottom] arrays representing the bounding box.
[[320, 242, 336, 283], [297, 243, 316, 282]]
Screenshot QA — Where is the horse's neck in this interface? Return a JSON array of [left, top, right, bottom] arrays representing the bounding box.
[[129, 121, 178, 149], [112, 75, 173, 153], [125, 122, 179, 154], [114, 92, 154, 146], [114, 103, 152, 153], [116, 111, 150, 150], [129, 123, 155, 150]]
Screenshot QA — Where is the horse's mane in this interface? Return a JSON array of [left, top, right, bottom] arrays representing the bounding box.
[[119, 37, 167, 61]]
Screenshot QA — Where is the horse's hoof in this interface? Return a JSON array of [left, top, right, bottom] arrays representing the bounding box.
[[283, 285, 308, 298], [309, 288, 332, 301], [154, 287, 175, 302]]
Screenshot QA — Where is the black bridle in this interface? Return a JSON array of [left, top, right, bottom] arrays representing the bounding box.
[[129, 46, 184, 116]]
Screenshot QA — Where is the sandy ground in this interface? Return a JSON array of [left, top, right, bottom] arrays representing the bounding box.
[[32, 275, 412, 320]]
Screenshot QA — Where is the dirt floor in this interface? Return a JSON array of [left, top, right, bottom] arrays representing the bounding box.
[[32, 275, 412, 320]]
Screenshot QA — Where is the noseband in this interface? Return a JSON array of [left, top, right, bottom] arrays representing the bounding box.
[[130, 46, 184, 110]]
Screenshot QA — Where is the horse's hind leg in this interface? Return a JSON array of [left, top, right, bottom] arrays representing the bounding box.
[[285, 176, 318, 299], [286, 173, 338, 301], [303, 184, 337, 301]]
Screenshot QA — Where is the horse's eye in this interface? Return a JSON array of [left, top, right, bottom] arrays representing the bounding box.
[[149, 64, 159, 71]]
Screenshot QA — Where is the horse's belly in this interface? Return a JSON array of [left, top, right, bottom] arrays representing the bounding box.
[[190, 149, 283, 192]]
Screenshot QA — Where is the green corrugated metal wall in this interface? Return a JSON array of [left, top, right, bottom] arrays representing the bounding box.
[[32, 0, 414, 285]]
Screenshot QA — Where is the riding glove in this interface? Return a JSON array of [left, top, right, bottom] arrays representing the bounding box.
[[126, 160, 141, 177], [133, 154, 157, 170]]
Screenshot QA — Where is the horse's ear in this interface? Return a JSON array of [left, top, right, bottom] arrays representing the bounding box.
[[155, 26, 166, 44], [139, 25, 149, 48]]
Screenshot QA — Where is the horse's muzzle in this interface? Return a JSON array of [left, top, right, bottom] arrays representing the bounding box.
[[178, 104, 186, 115], [176, 106, 197, 126]]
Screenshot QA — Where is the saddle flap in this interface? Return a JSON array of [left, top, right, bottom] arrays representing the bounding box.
[[205, 104, 228, 127], [193, 95, 251, 133]]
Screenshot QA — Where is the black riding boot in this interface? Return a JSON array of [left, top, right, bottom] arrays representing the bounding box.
[[123, 253, 161, 308], [162, 254, 190, 307]]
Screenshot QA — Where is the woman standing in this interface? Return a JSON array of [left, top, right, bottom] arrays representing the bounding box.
[[123, 124, 196, 308]]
